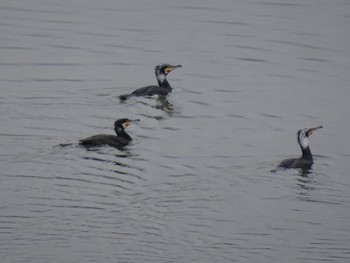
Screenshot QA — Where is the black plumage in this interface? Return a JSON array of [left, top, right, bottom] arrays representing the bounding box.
[[119, 64, 181, 100], [278, 126, 323, 169], [79, 118, 139, 149]]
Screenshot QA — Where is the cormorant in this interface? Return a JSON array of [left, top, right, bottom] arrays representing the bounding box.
[[79, 118, 139, 148], [278, 126, 323, 169], [119, 64, 182, 101]]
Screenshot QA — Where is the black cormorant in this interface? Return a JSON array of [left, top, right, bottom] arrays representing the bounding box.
[[278, 126, 323, 169], [119, 64, 182, 100], [79, 118, 139, 148]]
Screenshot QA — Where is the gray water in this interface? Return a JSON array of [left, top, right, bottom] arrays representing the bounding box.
[[1, 0, 350, 262]]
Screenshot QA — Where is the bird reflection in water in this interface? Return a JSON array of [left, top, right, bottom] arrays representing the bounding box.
[[155, 95, 175, 113]]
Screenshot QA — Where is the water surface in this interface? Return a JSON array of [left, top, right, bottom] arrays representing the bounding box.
[[1, 0, 350, 262]]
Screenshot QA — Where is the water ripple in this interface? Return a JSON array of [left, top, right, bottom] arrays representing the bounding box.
[[1, 0, 350, 262]]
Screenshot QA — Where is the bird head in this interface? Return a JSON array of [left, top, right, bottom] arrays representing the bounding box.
[[297, 126, 323, 149]]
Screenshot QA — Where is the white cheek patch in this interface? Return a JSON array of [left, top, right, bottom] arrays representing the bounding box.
[[300, 136, 309, 149], [157, 73, 166, 83], [297, 129, 310, 149]]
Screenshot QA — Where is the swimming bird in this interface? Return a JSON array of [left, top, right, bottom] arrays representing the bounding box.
[[79, 118, 139, 148], [119, 64, 182, 101], [278, 126, 323, 169]]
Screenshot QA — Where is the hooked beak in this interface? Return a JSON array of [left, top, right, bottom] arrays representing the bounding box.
[[130, 119, 140, 123], [123, 119, 140, 129], [307, 126, 323, 136], [165, 65, 182, 74]]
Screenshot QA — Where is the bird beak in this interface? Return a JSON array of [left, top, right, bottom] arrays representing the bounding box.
[[307, 126, 323, 136], [123, 119, 140, 129], [165, 65, 182, 74], [130, 119, 140, 123]]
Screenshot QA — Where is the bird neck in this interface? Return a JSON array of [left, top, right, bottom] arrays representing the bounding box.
[[301, 146, 313, 162], [115, 128, 132, 141], [156, 73, 172, 90]]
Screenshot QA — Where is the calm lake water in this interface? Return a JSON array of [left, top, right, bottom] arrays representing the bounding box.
[[1, 0, 350, 262]]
